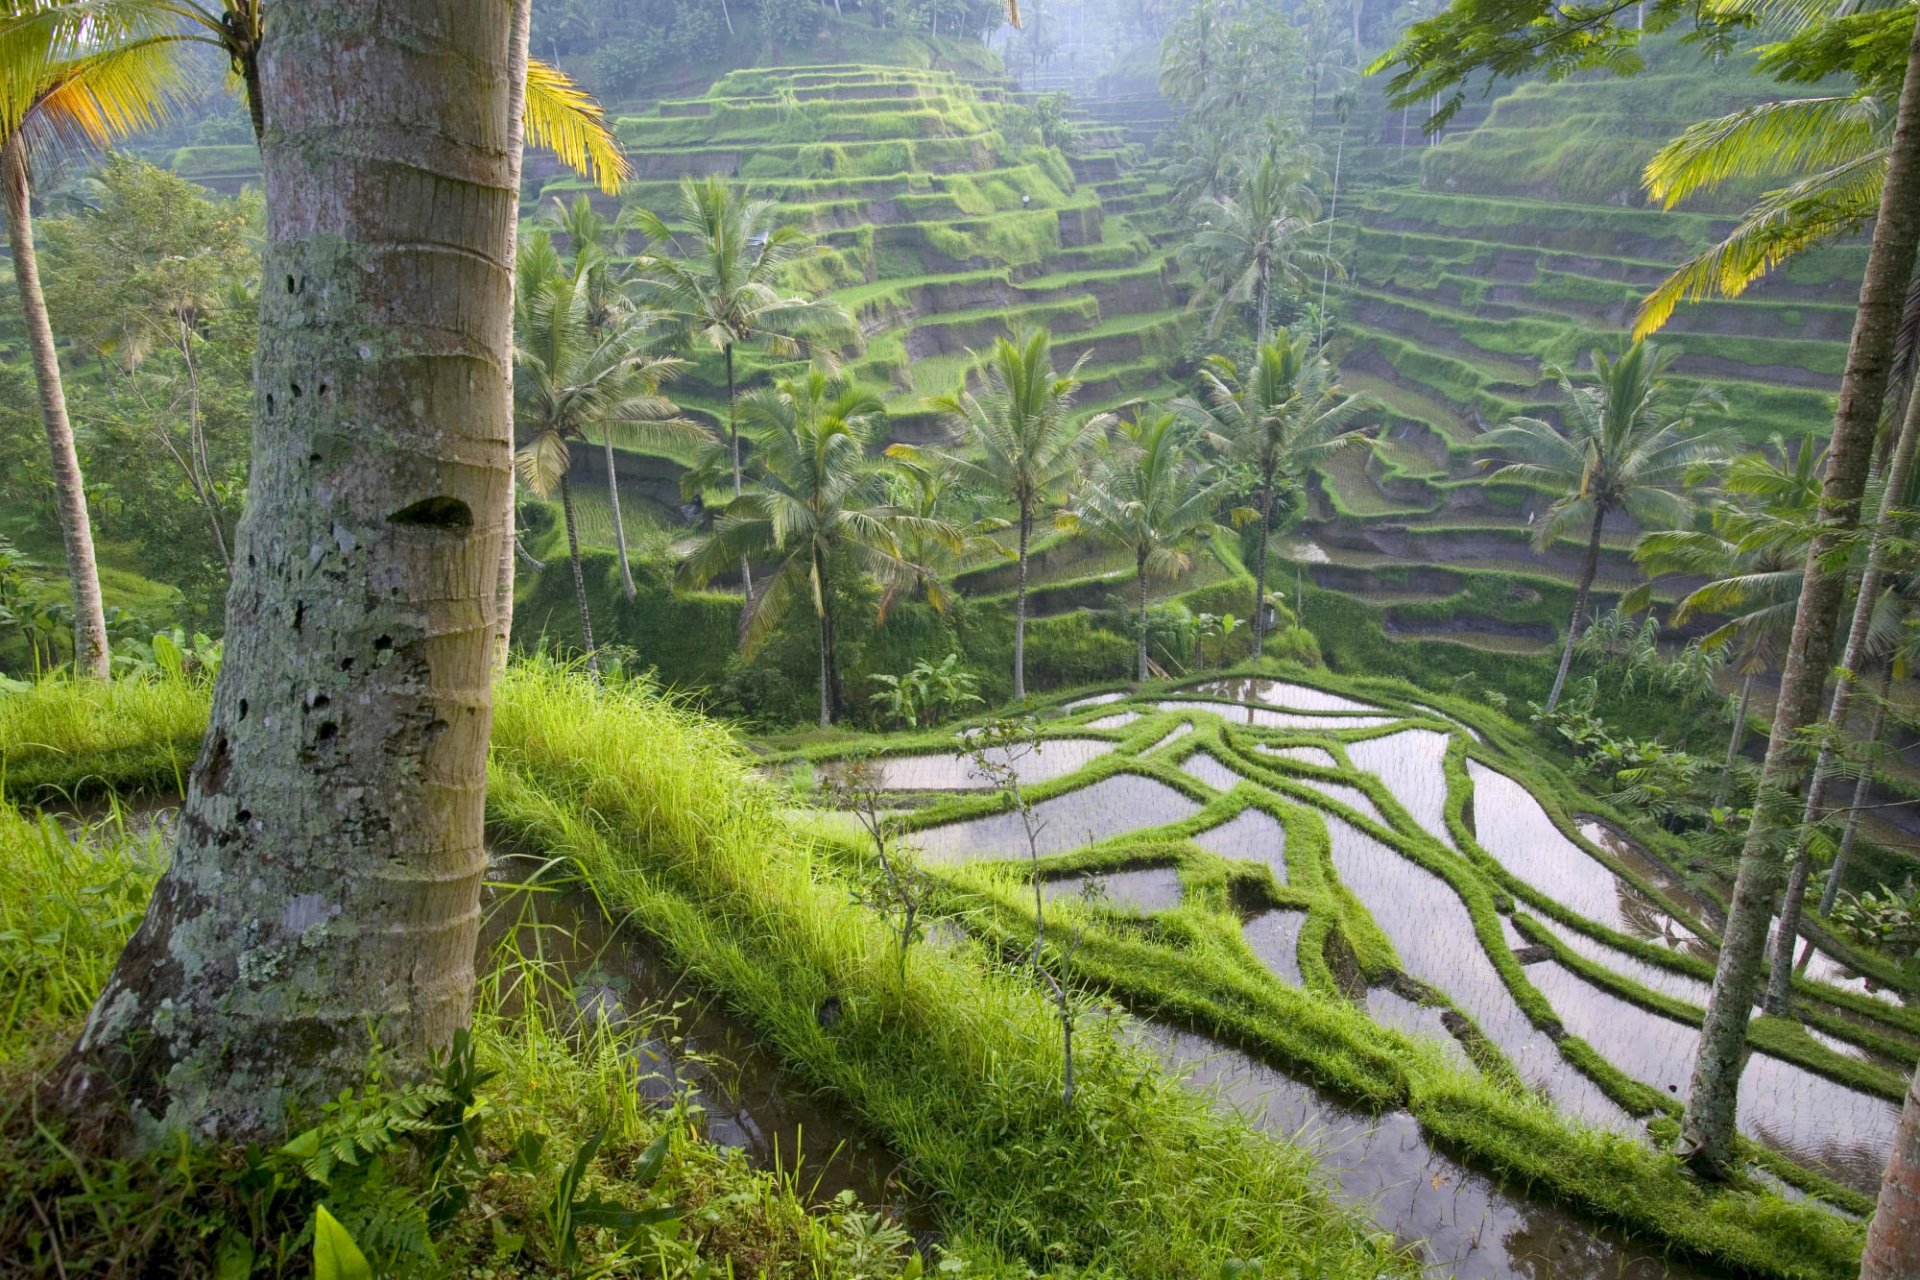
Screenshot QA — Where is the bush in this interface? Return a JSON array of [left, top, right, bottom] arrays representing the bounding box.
[[1023, 612, 1134, 688]]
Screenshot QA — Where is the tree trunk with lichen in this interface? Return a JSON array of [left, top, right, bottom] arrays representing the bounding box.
[[1679, 9, 1920, 1180], [58, 0, 517, 1144], [490, 0, 532, 676], [1863, 1058, 1920, 1279], [5, 137, 111, 679]]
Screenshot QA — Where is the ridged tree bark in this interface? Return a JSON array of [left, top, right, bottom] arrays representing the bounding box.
[[59, 0, 517, 1142], [1545, 504, 1608, 712], [1251, 472, 1272, 657], [558, 472, 599, 677], [1764, 378, 1920, 1015], [4, 137, 111, 678], [1679, 9, 1920, 1178], [490, 0, 533, 676], [1863, 1057, 1920, 1280], [1014, 505, 1032, 700]]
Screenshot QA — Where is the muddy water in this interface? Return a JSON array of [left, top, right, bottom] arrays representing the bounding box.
[[481, 860, 914, 1214], [1243, 910, 1307, 984], [1184, 678, 1383, 714], [1182, 750, 1249, 793], [1192, 808, 1289, 881], [1282, 775, 1392, 829], [1043, 865, 1184, 913], [1576, 820, 1715, 920], [1137, 1024, 1721, 1280], [1324, 816, 1633, 1132], [1525, 959, 1898, 1195], [1469, 764, 1705, 950], [912, 773, 1203, 864], [1255, 743, 1339, 769], [1347, 729, 1457, 849], [1157, 700, 1401, 730], [857, 739, 1113, 790]]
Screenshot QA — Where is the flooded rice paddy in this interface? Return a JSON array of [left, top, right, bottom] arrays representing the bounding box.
[[793, 681, 1915, 1273], [856, 738, 1112, 790]]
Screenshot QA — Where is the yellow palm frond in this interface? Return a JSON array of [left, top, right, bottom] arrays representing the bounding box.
[[1634, 148, 1886, 338], [524, 57, 627, 195], [5, 36, 189, 169], [1643, 94, 1882, 209]]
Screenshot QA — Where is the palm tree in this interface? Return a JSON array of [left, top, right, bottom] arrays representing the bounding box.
[[1629, 435, 1824, 807], [1158, 0, 1224, 103], [1680, 10, 1920, 1179], [0, 5, 189, 677], [543, 194, 647, 599], [1175, 330, 1368, 656], [1185, 149, 1337, 345], [62, 0, 521, 1139], [632, 176, 857, 600], [677, 373, 943, 728], [918, 329, 1111, 700], [883, 448, 1006, 609], [514, 234, 705, 677], [1477, 342, 1730, 712], [1064, 412, 1226, 681]]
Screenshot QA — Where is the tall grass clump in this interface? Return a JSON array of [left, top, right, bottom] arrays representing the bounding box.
[[488, 658, 1417, 1276], [0, 672, 208, 802]]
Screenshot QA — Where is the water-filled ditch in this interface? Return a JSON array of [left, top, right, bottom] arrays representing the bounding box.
[[1157, 699, 1402, 729]]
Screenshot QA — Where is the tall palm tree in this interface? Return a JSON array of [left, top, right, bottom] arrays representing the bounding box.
[[514, 234, 704, 676], [543, 194, 647, 599], [883, 448, 1006, 609], [1629, 434, 1823, 807], [677, 373, 944, 728], [61, 0, 520, 1139], [1478, 341, 1730, 712], [1063, 412, 1226, 681], [1175, 330, 1368, 656], [1681, 9, 1920, 1180], [632, 176, 857, 600], [0, 5, 190, 678], [1185, 149, 1337, 344], [918, 329, 1112, 700]]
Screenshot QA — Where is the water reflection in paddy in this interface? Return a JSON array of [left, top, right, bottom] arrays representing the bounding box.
[[1084, 711, 1140, 730], [858, 739, 1112, 790], [1526, 960, 1897, 1195], [1281, 775, 1391, 829], [1184, 678, 1382, 713], [1367, 987, 1473, 1071], [1181, 750, 1248, 793], [1192, 808, 1288, 881], [1065, 691, 1128, 710], [1243, 909, 1306, 983], [1157, 700, 1400, 730], [1137, 1024, 1717, 1280], [1324, 816, 1632, 1131], [1346, 729, 1456, 849], [1469, 763, 1703, 950], [1529, 916, 1712, 1008], [1042, 865, 1183, 913], [912, 774, 1202, 865], [1254, 743, 1339, 768]]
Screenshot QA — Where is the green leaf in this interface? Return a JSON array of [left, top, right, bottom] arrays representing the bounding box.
[[214, 1232, 255, 1280], [313, 1205, 374, 1280], [280, 1127, 322, 1160], [630, 1131, 671, 1187]]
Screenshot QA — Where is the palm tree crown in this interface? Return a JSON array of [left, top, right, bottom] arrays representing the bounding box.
[[1185, 148, 1336, 344], [1175, 330, 1368, 653], [1480, 340, 1732, 710], [1065, 411, 1227, 680], [916, 328, 1112, 700]]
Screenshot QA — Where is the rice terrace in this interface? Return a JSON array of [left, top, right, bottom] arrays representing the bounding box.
[[3, 0, 1920, 1276]]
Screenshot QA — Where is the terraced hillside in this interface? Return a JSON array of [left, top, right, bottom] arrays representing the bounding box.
[[1299, 50, 1862, 652], [550, 64, 1186, 447]]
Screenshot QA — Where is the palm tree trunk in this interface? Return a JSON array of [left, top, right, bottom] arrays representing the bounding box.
[[1863, 1057, 1920, 1280], [1014, 505, 1032, 700], [1715, 671, 1754, 809], [5, 139, 111, 679], [1252, 472, 1272, 657], [1764, 380, 1920, 1014], [1545, 505, 1606, 713], [727, 342, 754, 605], [817, 551, 834, 729], [1319, 137, 1342, 351], [559, 473, 599, 677], [490, 0, 532, 679], [1812, 665, 1893, 930], [59, 0, 516, 1142], [1136, 549, 1150, 681], [1679, 9, 1920, 1180], [1255, 263, 1271, 347], [603, 430, 636, 599]]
